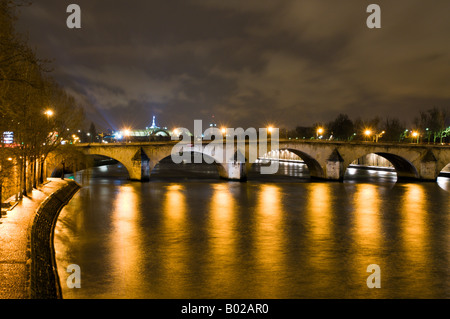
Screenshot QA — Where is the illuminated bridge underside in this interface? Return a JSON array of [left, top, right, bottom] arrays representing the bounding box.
[[76, 141, 450, 182]]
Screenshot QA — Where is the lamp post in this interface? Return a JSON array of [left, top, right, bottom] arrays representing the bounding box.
[[374, 131, 385, 143], [61, 160, 65, 180]]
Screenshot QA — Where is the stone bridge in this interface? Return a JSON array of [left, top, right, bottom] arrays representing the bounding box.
[[76, 140, 450, 182]]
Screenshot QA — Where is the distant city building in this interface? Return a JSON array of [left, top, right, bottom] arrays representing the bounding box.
[[112, 116, 172, 142]]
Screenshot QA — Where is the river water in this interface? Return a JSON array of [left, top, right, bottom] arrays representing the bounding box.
[[54, 161, 450, 299]]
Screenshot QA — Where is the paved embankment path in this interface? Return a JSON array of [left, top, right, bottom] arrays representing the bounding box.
[[0, 179, 76, 299]]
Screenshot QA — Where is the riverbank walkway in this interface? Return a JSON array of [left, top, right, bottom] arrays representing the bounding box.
[[0, 179, 69, 299]]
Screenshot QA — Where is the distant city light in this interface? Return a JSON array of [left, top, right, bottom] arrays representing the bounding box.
[[2, 131, 14, 144]]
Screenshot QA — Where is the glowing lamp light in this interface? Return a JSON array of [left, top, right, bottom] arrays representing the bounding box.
[[412, 131, 419, 138], [124, 129, 131, 137], [268, 126, 274, 133], [221, 127, 226, 134], [364, 129, 372, 136], [317, 127, 324, 135], [44, 110, 54, 117]]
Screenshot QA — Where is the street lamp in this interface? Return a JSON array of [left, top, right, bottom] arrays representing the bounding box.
[[44, 110, 54, 128], [44, 109, 54, 118], [412, 131, 419, 144], [316, 127, 324, 139], [123, 129, 131, 143], [364, 129, 372, 141]]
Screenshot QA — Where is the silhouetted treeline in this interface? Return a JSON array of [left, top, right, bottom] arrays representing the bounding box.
[[288, 107, 449, 143]]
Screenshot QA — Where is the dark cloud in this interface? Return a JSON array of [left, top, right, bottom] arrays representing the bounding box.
[[15, 0, 450, 131]]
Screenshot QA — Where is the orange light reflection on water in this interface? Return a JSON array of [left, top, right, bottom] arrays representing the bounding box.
[[255, 184, 284, 297], [400, 184, 429, 278], [208, 183, 236, 296], [161, 184, 188, 297], [110, 185, 142, 297]]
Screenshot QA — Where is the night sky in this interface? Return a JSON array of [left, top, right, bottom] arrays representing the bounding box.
[[15, 0, 450, 131]]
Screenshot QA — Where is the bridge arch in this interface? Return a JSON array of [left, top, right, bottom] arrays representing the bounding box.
[[437, 162, 450, 175], [345, 152, 419, 181], [87, 154, 132, 178], [150, 151, 223, 180], [256, 148, 324, 179], [282, 148, 325, 179], [48, 153, 131, 179], [80, 146, 148, 180]]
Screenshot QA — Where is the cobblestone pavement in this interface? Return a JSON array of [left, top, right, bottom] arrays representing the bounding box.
[[0, 179, 68, 299]]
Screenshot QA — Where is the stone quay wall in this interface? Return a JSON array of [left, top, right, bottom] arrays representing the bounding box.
[[28, 180, 80, 299]]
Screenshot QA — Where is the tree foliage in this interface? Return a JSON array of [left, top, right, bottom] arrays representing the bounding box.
[[327, 114, 354, 141], [414, 107, 449, 143], [1, 0, 85, 201]]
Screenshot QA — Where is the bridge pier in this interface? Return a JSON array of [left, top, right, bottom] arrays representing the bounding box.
[[130, 148, 150, 181], [325, 149, 345, 181], [419, 150, 439, 181], [218, 162, 247, 181]]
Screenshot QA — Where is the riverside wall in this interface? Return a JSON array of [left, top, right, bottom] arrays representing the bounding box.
[[28, 180, 80, 299]]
